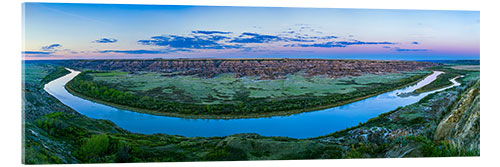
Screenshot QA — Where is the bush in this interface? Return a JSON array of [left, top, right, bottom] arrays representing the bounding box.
[[115, 141, 131, 163], [403, 136, 479, 157], [75, 134, 110, 162], [421, 140, 479, 157], [34, 112, 88, 138]]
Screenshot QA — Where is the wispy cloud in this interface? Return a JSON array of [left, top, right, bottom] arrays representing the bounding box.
[[83, 26, 418, 56], [94, 38, 118, 43], [336, 41, 394, 45], [229, 32, 283, 43], [133, 25, 402, 54], [22, 51, 55, 58], [192, 30, 232, 35], [41, 44, 61, 51], [99, 49, 192, 54], [285, 40, 395, 48], [22, 51, 53, 54], [285, 42, 346, 48], [229, 32, 317, 43], [394, 47, 428, 52], [99, 50, 163, 54], [138, 35, 242, 49]]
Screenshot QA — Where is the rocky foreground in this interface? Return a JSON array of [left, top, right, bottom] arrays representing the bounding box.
[[64, 59, 437, 79]]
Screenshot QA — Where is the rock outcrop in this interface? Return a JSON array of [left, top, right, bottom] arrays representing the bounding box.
[[65, 59, 437, 79], [434, 81, 480, 151]]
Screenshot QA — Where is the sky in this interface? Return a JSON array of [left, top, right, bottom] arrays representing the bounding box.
[[22, 3, 480, 60]]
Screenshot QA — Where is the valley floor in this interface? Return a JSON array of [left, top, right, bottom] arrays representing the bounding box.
[[65, 69, 432, 119]]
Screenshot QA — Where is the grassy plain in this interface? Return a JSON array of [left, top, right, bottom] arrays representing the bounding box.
[[23, 63, 54, 84], [89, 70, 430, 105], [451, 65, 480, 71]]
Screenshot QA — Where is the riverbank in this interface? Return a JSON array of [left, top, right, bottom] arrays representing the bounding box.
[[64, 70, 435, 119], [414, 72, 458, 93]]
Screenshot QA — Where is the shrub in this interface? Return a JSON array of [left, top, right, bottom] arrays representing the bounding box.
[[115, 141, 131, 163], [75, 134, 110, 162]]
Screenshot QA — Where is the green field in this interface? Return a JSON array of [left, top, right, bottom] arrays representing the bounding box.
[[451, 65, 480, 71], [89, 70, 430, 105], [22, 63, 54, 84]]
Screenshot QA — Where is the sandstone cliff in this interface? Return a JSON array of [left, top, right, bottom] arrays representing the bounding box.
[[64, 59, 437, 79], [434, 81, 480, 151]]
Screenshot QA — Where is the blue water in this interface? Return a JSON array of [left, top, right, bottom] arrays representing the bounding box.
[[44, 69, 459, 139]]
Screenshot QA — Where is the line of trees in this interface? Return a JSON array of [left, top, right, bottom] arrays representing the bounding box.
[[66, 71, 429, 116]]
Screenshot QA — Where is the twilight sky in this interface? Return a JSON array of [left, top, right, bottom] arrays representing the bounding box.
[[22, 3, 480, 60]]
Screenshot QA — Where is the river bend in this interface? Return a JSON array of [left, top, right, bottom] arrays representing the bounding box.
[[44, 69, 459, 138]]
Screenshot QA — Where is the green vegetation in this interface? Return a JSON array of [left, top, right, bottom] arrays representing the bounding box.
[[451, 65, 480, 71], [88, 71, 427, 104], [22, 63, 77, 121], [22, 62, 70, 87], [401, 136, 479, 157], [28, 90, 479, 163], [66, 70, 431, 118], [411, 60, 479, 94], [414, 72, 459, 93], [414, 65, 479, 93], [23, 63, 55, 85], [40, 66, 70, 86], [27, 111, 345, 163], [74, 134, 111, 162], [23, 61, 480, 164], [88, 71, 427, 102], [319, 75, 479, 158], [23, 63, 81, 164], [426, 60, 479, 66]]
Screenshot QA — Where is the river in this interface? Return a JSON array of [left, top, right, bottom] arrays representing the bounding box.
[[44, 69, 460, 139]]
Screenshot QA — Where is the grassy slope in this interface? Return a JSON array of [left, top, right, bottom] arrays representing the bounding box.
[[23, 64, 78, 164], [24, 62, 480, 164]]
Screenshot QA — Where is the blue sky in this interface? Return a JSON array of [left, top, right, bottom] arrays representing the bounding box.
[[22, 3, 480, 60]]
